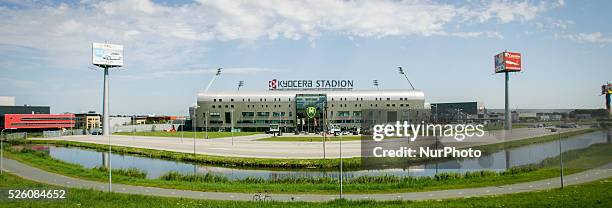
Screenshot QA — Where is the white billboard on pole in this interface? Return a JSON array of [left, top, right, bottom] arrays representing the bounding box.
[[92, 42, 124, 66]]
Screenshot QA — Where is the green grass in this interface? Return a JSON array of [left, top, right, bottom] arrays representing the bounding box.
[[482, 123, 530, 131], [257, 136, 363, 142], [113, 131, 262, 139], [1, 172, 611, 207], [4, 140, 611, 194]]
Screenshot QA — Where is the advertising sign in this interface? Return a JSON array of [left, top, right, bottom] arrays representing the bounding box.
[[494, 51, 522, 73], [268, 79, 354, 90], [92, 42, 124, 67], [603, 84, 612, 95], [269, 124, 280, 132]]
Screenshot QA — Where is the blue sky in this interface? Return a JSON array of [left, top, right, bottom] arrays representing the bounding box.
[[0, 0, 611, 115]]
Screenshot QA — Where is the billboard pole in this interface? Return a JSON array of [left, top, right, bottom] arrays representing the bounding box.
[[504, 71, 511, 130], [103, 65, 112, 192], [103, 66, 110, 136]]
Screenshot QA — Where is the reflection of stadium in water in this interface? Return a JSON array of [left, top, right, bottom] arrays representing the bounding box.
[[23, 130, 611, 180]]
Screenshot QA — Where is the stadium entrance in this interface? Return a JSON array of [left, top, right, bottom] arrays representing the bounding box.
[[295, 94, 327, 133]]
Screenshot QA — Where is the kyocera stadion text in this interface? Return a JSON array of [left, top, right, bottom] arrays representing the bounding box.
[[370, 121, 485, 158]]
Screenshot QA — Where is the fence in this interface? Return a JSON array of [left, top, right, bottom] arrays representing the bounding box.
[[43, 130, 61, 138], [112, 124, 175, 133], [4, 132, 27, 141]]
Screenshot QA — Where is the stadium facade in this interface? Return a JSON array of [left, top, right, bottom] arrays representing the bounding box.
[[194, 89, 426, 132]]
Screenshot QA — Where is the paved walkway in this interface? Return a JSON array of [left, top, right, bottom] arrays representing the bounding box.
[[31, 128, 590, 159], [2, 157, 611, 202]]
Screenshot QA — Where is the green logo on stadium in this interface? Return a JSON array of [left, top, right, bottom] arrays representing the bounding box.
[[306, 107, 317, 118]]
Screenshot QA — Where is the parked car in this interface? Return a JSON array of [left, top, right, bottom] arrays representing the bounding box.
[[91, 128, 102, 135]]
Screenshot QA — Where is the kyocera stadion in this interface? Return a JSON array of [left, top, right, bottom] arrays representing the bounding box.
[[193, 79, 426, 132]]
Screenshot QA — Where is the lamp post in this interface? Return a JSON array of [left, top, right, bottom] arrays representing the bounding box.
[[192, 105, 199, 155], [1, 128, 16, 175], [397, 67, 416, 90], [231, 108, 234, 146], [558, 129, 564, 188], [339, 122, 343, 199]]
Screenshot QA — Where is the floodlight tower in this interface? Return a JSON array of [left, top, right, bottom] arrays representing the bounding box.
[[200, 68, 222, 139], [397, 67, 416, 90], [237, 80, 245, 91], [373, 80, 379, 90]]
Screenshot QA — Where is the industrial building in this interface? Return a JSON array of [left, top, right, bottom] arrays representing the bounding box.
[[1, 105, 53, 130], [74, 112, 101, 131], [3, 114, 75, 130], [430, 102, 485, 124], [1, 97, 74, 130], [193, 89, 426, 132]]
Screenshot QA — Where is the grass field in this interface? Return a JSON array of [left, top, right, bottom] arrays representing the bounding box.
[[1, 172, 610, 207], [113, 131, 262, 139]]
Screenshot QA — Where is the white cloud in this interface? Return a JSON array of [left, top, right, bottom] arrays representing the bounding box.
[[116, 67, 280, 81], [450, 31, 504, 39], [558, 32, 612, 45], [0, 0, 561, 77], [463, 0, 561, 23]]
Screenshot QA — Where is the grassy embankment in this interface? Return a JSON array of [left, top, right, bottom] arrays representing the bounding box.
[[1, 172, 610, 207], [113, 131, 262, 139], [4, 139, 611, 194]]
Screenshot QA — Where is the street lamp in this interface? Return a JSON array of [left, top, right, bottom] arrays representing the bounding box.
[[192, 105, 199, 155], [231, 108, 234, 146], [397, 67, 416, 90], [1, 128, 16, 175], [557, 129, 564, 189]]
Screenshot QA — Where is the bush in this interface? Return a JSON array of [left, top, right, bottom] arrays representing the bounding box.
[[93, 166, 147, 179]]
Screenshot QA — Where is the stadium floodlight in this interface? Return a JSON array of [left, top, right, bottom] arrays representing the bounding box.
[[397, 67, 415, 90], [373, 80, 379, 90], [237, 81, 245, 91], [205, 68, 223, 92]]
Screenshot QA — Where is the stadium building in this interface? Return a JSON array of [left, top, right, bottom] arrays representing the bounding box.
[[194, 84, 426, 132]]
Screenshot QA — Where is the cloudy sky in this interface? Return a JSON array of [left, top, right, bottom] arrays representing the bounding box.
[[0, 0, 610, 115]]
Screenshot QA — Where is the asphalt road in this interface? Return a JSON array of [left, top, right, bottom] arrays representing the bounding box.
[[32, 127, 588, 159], [2, 157, 611, 202]]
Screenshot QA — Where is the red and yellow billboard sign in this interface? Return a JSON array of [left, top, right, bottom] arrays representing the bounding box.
[[494, 51, 522, 73], [603, 84, 612, 95]]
